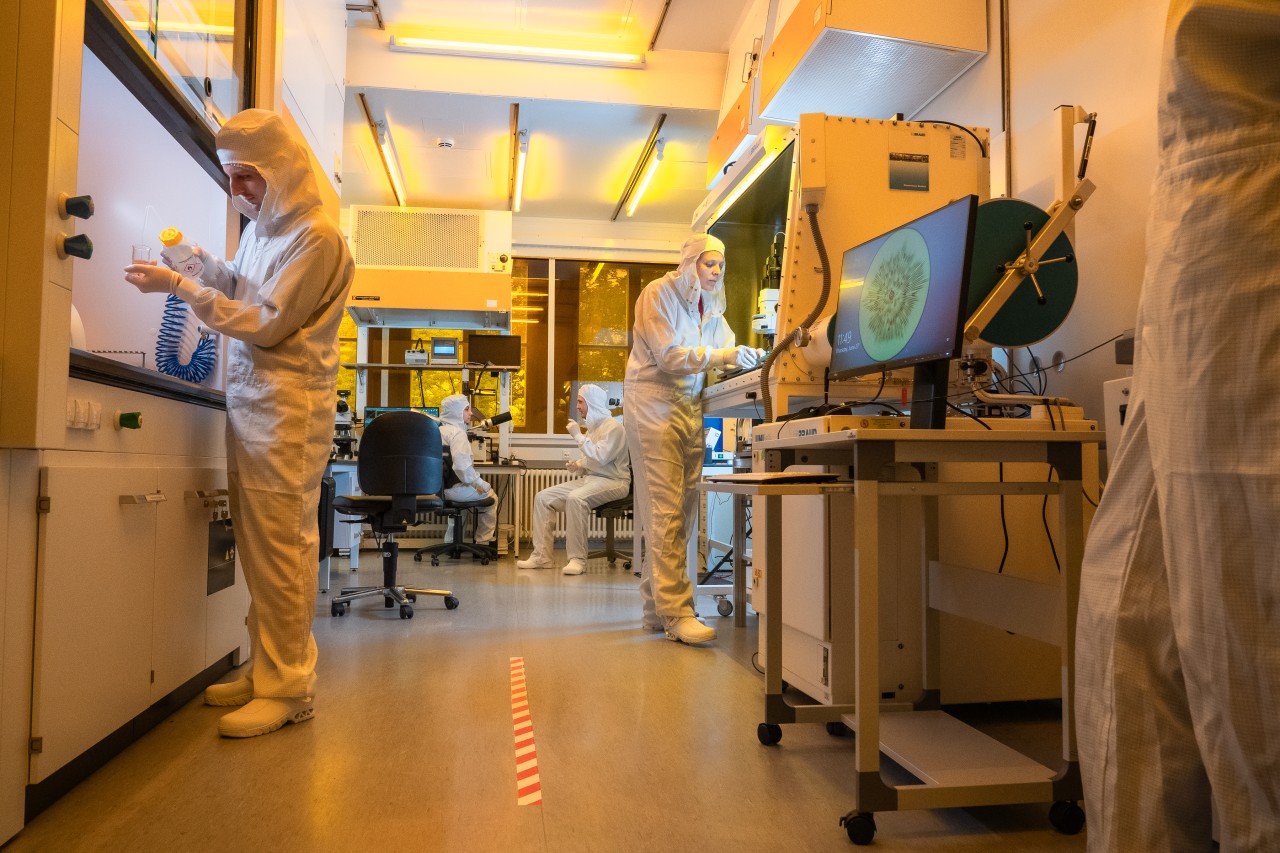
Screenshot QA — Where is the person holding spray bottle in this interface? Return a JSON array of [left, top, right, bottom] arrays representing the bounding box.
[[124, 108, 353, 738]]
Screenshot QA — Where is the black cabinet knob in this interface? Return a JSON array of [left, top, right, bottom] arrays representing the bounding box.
[[58, 233, 94, 260], [59, 193, 94, 220]]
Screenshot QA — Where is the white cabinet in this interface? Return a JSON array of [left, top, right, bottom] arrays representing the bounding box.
[[30, 460, 242, 783]]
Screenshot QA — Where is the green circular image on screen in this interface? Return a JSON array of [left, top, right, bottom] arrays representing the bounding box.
[[859, 228, 930, 361]]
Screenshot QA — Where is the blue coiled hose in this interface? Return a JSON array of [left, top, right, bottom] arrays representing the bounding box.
[[155, 294, 217, 383]]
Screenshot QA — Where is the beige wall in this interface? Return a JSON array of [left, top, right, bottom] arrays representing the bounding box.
[[928, 0, 1167, 442]]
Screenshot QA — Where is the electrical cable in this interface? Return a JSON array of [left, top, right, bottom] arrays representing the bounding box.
[[915, 120, 988, 157]]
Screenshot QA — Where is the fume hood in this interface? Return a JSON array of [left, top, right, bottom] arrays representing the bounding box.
[[345, 205, 514, 331], [759, 0, 987, 124]]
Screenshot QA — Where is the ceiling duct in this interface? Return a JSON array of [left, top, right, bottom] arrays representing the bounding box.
[[759, 0, 987, 124], [346, 205, 513, 330]]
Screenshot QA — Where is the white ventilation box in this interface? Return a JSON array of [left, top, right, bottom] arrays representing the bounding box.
[[759, 0, 987, 124], [346, 205, 514, 330]]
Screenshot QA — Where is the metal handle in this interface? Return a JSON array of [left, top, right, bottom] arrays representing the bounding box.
[[119, 491, 167, 505], [184, 488, 229, 499]]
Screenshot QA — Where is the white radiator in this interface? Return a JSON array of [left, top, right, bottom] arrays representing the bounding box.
[[519, 469, 633, 542]]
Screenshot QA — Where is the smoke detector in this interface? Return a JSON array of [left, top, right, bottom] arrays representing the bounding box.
[[435, 137, 455, 149]]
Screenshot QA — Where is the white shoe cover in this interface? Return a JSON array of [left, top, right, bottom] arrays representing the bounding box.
[[218, 697, 314, 738], [561, 558, 586, 575], [516, 554, 553, 569], [663, 616, 716, 644], [204, 677, 253, 707]]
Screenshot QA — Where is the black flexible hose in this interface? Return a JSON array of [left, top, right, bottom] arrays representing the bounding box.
[[760, 203, 831, 421]]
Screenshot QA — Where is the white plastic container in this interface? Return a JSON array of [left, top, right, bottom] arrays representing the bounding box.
[[158, 227, 204, 277]]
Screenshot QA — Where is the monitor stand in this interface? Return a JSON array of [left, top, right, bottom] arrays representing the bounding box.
[[910, 360, 950, 430]]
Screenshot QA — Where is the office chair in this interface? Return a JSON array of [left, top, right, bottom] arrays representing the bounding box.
[[414, 449, 497, 566], [330, 411, 459, 619], [587, 472, 633, 569]]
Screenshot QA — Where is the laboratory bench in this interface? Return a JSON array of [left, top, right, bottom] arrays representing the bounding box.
[[700, 425, 1100, 845]]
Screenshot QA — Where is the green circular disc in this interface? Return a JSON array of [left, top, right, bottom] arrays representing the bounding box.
[[859, 228, 930, 361], [967, 198, 1077, 347]]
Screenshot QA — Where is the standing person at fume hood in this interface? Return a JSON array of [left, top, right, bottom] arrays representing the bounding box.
[[517, 383, 630, 575], [123, 108, 353, 737], [439, 394, 499, 548], [625, 233, 762, 645]]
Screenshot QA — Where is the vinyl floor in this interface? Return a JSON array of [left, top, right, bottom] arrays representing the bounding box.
[[3, 548, 1089, 853]]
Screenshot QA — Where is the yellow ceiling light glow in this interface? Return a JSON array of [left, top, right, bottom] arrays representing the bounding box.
[[390, 35, 645, 69]]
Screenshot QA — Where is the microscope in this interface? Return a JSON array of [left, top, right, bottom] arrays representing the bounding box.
[[333, 390, 357, 460]]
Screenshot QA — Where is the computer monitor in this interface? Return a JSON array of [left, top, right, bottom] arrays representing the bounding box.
[[467, 333, 522, 369], [430, 337, 459, 364], [828, 195, 978, 428]]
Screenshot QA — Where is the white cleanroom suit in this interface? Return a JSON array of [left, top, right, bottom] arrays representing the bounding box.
[[168, 109, 352, 736], [1075, 2, 1280, 849], [520, 384, 630, 573], [439, 394, 498, 543], [624, 233, 759, 644]]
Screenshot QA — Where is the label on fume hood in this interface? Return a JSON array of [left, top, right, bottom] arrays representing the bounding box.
[[487, 299, 497, 308], [888, 153, 929, 192]]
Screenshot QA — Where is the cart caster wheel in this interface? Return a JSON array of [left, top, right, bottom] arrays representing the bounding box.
[[624, 560, 632, 570], [406, 593, 417, 603], [1049, 800, 1085, 835], [840, 812, 876, 846], [431, 557, 440, 567], [480, 557, 489, 565], [757, 723, 782, 746], [413, 553, 423, 562], [826, 721, 852, 738], [716, 598, 733, 617], [330, 602, 346, 617], [400, 604, 413, 619], [444, 595, 460, 610]]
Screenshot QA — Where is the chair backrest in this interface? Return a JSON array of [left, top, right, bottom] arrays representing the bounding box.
[[356, 411, 443, 497]]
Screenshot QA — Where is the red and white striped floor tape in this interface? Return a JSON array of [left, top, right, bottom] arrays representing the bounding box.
[[510, 656, 542, 805]]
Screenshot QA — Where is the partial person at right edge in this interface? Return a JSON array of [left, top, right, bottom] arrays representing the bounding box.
[[1074, 1, 1280, 850], [517, 384, 630, 575]]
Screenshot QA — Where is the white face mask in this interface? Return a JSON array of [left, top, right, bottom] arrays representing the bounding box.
[[231, 194, 260, 221]]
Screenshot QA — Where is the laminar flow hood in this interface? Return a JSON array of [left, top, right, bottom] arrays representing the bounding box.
[[760, 0, 987, 124], [345, 205, 514, 330]]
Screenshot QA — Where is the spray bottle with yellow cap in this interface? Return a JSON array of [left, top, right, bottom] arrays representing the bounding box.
[[158, 227, 204, 278]]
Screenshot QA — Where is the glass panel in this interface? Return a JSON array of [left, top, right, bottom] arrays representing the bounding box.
[[553, 259, 674, 430], [105, 0, 240, 129], [513, 258, 550, 434]]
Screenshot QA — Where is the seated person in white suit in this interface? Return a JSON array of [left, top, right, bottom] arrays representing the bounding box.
[[439, 394, 498, 548], [517, 384, 630, 575]]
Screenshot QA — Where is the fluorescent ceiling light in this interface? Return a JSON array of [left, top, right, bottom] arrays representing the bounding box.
[[390, 35, 645, 68], [513, 130, 529, 213], [612, 114, 667, 222], [358, 92, 406, 207], [626, 139, 664, 218]]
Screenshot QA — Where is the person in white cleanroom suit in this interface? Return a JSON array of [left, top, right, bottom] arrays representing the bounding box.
[[516, 384, 630, 575], [438, 394, 498, 546], [1075, 2, 1280, 849], [124, 108, 353, 738], [625, 233, 761, 645]]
